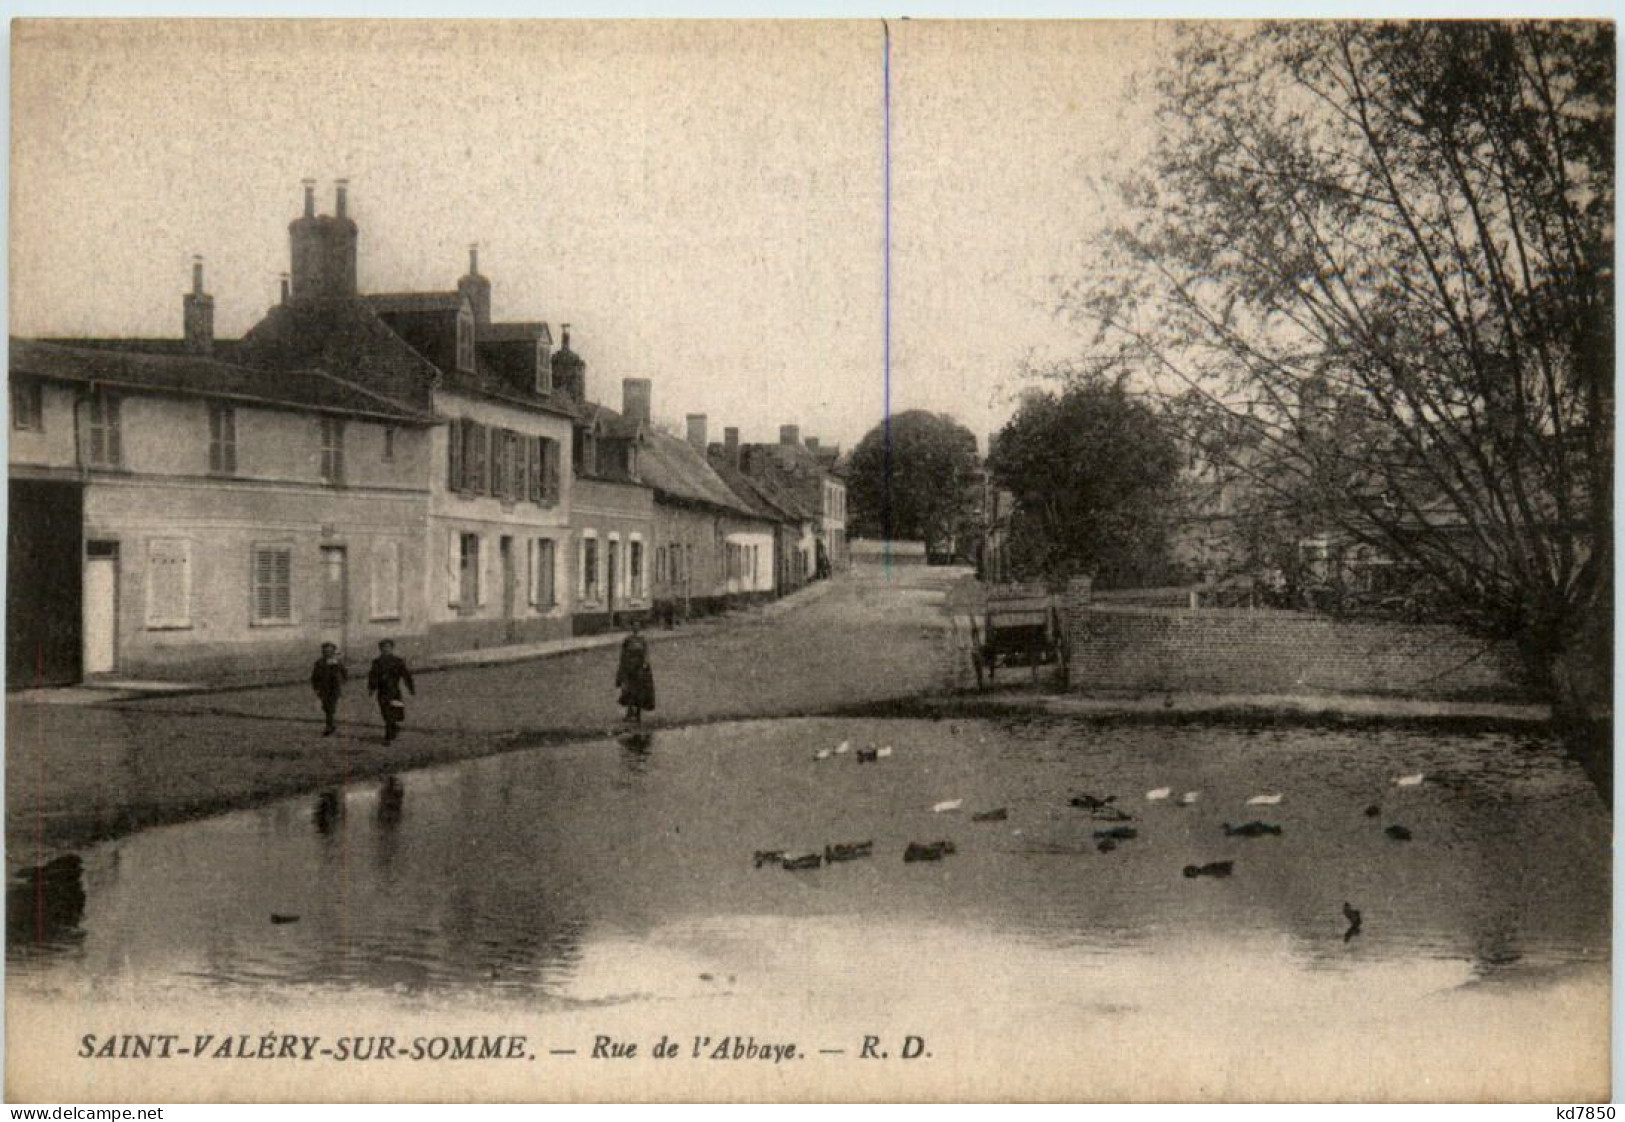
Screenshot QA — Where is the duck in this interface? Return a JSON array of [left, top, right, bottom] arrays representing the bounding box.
[[1342, 902, 1363, 940], [270, 914, 301, 925], [932, 798, 964, 813], [1145, 787, 1172, 801], [876, 746, 894, 758], [824, 840, 873, 863], [1182, 861, 1234, 879], [834, 740, 851, 755], [1178, 791, 1200, 806], [1097, 838, 1118, 854], [1068, 793, 1117, 811], [782, 852, 823, 870], [753, 849, 786, 869], [1223, 821, 1283, 838], [1246, 793, 1284, 806], [1394, 773, 1425, 788], [1385, 825, 1413, 841], [971, 807, 1008, 822], [814, 748, 833, 762], [903, 840, 956, 862], [855, 746, 879, 764], [1364, 804, 1382, 818], [1093, 826, 1138, 841]]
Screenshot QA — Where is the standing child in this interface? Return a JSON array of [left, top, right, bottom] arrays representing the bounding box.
[[310, 642, 348, 736], [615, 619, 656, 725], [367, 639, 416, 743]]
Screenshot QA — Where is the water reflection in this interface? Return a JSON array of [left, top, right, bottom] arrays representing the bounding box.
[[7, 854, 87, 954], [7, 718, 1609, 1016]]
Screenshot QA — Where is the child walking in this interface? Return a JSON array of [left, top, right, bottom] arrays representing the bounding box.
[[310, 641, 348, 736]]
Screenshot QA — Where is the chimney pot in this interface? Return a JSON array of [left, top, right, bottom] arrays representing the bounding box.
[[302, 179, 316, 218], [468, 243, 479, 275], [334, 178, 349, 219], [686, 413, 708, 451], [183, 257, 215, 356], [192, 255, 204, 295], [779, 424, 801, 447], [724, 426, 740, 469], [280, 273, 291, 304], [561, 323, 571, 348]]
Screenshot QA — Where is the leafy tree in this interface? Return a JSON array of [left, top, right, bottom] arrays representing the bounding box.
[[847, 410, 981, 554], [1071, 21, 1613, 722], [987, 376, 1184, 586]]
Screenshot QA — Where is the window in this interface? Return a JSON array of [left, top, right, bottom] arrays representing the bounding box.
[[383, 426, 397, 463], [655, 546, 667, 585], [87, 389, 121, 467], [251, 544, 294, 625], [320, 417, 345, 484], [459, 533, 483, 608], [456, 300, 476, 373], [208, 404, 237, 474], [11, 380, 42, 431], [448, 420, 463, 489], [629, 539, 644, 599], [535, 341, 553, 395], [468, 421, 489, 493], [530, 538, 556, 606], [492, 428, 511, 498], [145, 538, 192, 629], [581, 535, 600, 601], [371, 540, 401, 620]]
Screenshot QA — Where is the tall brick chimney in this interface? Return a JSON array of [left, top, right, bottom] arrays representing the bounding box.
[[288, 179, 359, 302], [779, 424, 801, 447], [458, 243, 492, 327], [623, 378, 652, 425], [686, 414, 708, 451], [183, 256, 214, 355]]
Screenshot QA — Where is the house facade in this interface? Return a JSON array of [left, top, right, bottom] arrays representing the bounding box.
[[740, 425, 848, 575], [8, 325, 435, 685], [566, 371, 656, 635]]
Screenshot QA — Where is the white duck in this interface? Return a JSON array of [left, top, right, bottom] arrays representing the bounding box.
[[876, 746, 894, 758], [814, 747, 833, 761], [1394, 773, 1425, 787], [1178, 791, 1200, 805], [932, 798, 964, 813], [1246, 793, 1284, 806], [1146, 787, 1172, 801], [834, 740, 851, 755]]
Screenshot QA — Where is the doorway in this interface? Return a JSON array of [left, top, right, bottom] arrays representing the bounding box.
[[7, 481, 83, 686], [82, 540, 118, 676], [319, 546, 348, 653], [606, 538, 621, 626]]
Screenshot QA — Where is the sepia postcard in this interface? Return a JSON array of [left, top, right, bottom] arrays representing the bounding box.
[[5, 17, 1613, 1103]]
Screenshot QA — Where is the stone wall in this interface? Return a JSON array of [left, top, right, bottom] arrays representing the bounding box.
[[1065, 593, 1527, 701]]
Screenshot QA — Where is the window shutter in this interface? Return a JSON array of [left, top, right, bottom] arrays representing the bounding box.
[[448, 530, 462, 606], [544, 440, 561, 501], [475, 535, 488, 605], [541, 540, 555, 606], [448, 419, 463, 490], [273, 550, 292, 620], [528, 437, 542, 503]]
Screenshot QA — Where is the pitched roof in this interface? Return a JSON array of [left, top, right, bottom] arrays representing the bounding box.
[[235, 300, 442, 411], [708, 452, 815, 521], [480, 322, 552, 344], [10, 338, 435, 424], [363, 291, 462, 314], [639, 430, 761, 517]]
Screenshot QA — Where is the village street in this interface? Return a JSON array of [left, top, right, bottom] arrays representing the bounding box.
[[6, 567, 959, 872]]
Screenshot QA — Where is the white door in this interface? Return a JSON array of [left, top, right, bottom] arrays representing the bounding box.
[[83, 553, 117, 675]]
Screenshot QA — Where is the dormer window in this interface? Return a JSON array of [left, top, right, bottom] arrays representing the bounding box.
[[535, 340, 553, 395], [456, 299, 476, 373]]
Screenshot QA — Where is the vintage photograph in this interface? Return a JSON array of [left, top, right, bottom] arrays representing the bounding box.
[[5, 18, 1612, 1103]]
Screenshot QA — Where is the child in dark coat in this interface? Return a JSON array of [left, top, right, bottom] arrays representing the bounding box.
[[367, 639, 416, 743], [310, 642, 348, 736]]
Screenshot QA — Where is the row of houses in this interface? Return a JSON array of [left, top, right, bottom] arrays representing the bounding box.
[[8, 182, 849, 686]]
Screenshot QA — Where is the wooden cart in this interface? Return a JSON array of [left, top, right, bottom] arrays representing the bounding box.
[[966, 582, 1066, 687]]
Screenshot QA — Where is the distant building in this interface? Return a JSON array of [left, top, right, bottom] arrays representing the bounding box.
[[709, 426, 817, 598], [739, 425, 848, 573], [565, 369, 655, 634]]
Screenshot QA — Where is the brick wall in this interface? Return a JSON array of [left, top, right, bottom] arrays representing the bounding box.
[[1065, 598, 1528, 701]]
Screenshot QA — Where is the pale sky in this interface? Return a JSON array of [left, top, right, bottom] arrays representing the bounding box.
[[11, 19, 1163, 451]]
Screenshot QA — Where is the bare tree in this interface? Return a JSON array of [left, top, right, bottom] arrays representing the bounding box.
[[1074, 21, 1613, 718]]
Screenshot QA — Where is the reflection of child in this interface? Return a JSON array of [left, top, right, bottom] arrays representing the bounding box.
[[310, 642, 348, 736]]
